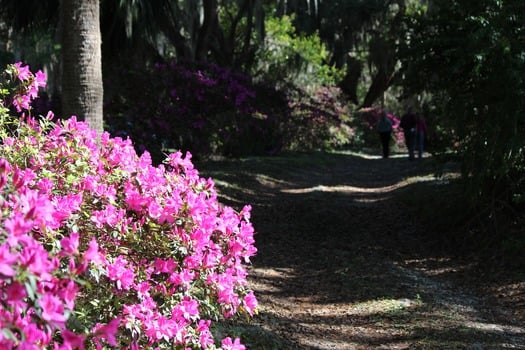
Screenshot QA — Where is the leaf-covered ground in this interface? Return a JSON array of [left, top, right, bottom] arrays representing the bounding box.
[[197, 150, 525, 349]]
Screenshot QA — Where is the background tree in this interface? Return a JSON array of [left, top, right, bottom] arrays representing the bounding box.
[[0, 0, 103, 133], [0, 0, 59, 94], [398, 0, 525, 238], [61, 0, 104, 134], [98, 0, 265, 69], [1, 1, 408, 110], [273, 0, 407, 108], [0, 0, 407, 157]]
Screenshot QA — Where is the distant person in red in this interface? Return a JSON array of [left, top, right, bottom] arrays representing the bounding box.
[[375, 111, 393, 158], [415, 113, 428, 160], [400, 107, 416, 160]]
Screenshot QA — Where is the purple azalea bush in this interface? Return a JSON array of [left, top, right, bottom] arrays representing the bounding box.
[[104, 61, 276, 162], [104, 61, 358, 160], [0, 63, 257, 349]]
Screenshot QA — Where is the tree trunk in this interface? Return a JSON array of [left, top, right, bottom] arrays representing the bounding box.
[[60, 0, 104, 134], [361, 67, 393, 108], [195, 0, 219, 61], [339, 56, 362, 105]]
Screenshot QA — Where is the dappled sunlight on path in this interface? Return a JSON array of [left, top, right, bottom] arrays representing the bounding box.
[[280, 175, 437, 194], [199, 151, 524, 349]]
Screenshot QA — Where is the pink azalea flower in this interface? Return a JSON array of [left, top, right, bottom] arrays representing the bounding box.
[[159, 196, 182, 223], [124, 185, 148, 212], [27, 82, 39, 99], [167, 269, 195, 288], [0, 244, 17, 277], [13, 62, 31, 81], [18, 341, 41, 350], [147, 200, 162, 219], [34, 70, 47, 88], [60, 329, 85, 350], [197, 320, 214, 348], [83, 238, 106, 265], [22, 322, 51, 344], [39, 293, 67, 325], [107, 256, 135, 290], [243, 291, 258, 316], [37, 177, 54, 194], [6, 281, 27, 310], [12, 94, 31, 112], [239, 205, 251, 220], [94, 183, 116, 202], [90, 210, 106, 229], [52, 193, 83, 227], [144, 314, 180, 342], [92, 317, 120, 346], [58, 280, 79, 310], [172, 297, 199, 321], [183, 253, 203, 269], [20, 240, 57, 280], [80, 175, 98, 191], [135, 281, 151, 298], [221, 337, 245, 350], [60, 233, 79, 255], [153, 258, 178, 274], [3, 215, 32, 246]]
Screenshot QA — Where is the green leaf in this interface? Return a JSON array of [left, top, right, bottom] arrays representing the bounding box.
[[24, 274, 38, 301], [1, 328, 17, 342]]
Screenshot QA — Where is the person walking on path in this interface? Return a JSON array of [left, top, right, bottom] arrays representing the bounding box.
[[375, 111, 393, 158], [415, 113, 428, 160], [400, 107, 417, 160]]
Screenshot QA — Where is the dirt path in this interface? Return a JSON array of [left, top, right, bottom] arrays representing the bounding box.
[[199, 151, 525, 349]]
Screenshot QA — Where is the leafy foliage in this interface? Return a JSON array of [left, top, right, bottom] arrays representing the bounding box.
[[282, 85, 357, 151], [399, 0, 525, 236], [252, 15, 344, 90]]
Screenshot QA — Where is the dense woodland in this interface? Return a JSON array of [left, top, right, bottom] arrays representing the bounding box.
[[1, 0, 524, 302]]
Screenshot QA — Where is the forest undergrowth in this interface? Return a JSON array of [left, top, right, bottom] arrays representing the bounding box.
[[197, 150, 525, 350]]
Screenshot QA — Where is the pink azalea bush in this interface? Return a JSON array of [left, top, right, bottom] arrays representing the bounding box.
[[0, 63, 257, 349], [282, 85, 356, 151], [357, 107, 404, 147]]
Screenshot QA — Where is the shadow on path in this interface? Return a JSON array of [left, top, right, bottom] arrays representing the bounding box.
[[198, 151, 525, 350]]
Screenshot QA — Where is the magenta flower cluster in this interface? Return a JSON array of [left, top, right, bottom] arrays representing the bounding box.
[[0, 63, 256, 349], [104, 61, 266, 161], [359, 107, 404, 146], [1, 62, 47, 113]]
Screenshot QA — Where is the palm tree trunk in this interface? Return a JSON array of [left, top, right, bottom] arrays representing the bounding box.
[[60, 0, 103, 134]]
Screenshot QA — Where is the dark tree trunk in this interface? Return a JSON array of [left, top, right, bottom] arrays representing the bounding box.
[[339, 56, 362, 105], [195, 0, 219, 61], [361, 67, 394, 108], [60, 0, 103, 134]]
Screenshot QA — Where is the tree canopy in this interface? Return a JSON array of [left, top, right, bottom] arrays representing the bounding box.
[[399, 0, 525, 210], [1, 0, 524, 235]]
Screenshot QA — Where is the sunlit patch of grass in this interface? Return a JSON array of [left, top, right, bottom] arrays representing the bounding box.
[[350, 297, 423, 316]]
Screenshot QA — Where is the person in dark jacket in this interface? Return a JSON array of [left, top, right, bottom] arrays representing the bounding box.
[[375, 111, 393, 158], [415, 113, 428, 160], [400, 107, 417, 160]]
